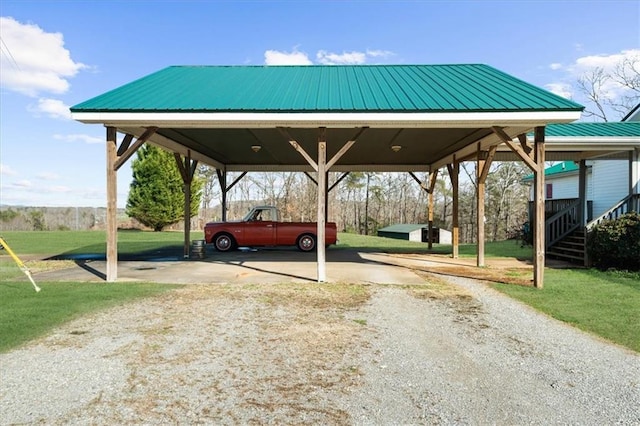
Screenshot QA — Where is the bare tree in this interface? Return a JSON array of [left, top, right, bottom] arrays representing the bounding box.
[[576, 54, 640, 121]]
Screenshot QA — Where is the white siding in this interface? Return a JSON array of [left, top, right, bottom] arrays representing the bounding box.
[[409, 229, 422, 242], [591, 160, 629, 217], [528, 170, 593, 201]]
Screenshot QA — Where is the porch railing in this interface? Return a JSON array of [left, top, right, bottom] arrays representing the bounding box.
[[545, 199, 580, 249], [586, 194, 640, 230], [529, 198, 593, 222]]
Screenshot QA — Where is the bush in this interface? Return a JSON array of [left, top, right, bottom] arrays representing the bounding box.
[[587, 212, 640, 271]]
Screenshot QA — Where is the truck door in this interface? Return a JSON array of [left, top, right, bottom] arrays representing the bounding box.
[[245, 207, 276, 245]]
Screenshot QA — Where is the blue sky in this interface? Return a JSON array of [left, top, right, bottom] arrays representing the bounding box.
[[1, 0, 638, 208]]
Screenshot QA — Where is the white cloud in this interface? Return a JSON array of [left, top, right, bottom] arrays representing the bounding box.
[[53, 133, 103, 144], [0, 163, 18, 176], [545, 83, 573, 99], [0, 16, 87, 97], [264, 47, 395, 66], [12, 180, 32, 188], [366, 49, 394, 59], [48, 185, 71, 193], [31, 98, 72, 120], [36, 172, 60, 180], [573, 50, 637, 72], [549, 63, 563, 70], [264, 49, 313, 65], [317, 50, 367, 65]]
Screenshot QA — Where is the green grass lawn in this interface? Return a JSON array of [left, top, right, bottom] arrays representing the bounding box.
[[0, 260, 177, 353], [337, 232, 533, 259], [1, 229, 191, 257], [1, 230, 637, 353], [493, 269, 640, 352]]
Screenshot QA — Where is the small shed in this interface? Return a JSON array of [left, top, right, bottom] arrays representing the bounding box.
[[378, 224, 452, 244], [378, 224, 427, 242]]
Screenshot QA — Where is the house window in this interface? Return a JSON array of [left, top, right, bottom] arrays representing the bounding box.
[[546, 183, 553, 199]]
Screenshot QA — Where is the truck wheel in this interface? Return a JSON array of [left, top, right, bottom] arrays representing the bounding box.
[[214, 233, 235, 252], [297, 234, 316, 252]]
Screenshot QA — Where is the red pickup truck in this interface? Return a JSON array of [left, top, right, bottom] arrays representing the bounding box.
[[204, 206, 338, 252]]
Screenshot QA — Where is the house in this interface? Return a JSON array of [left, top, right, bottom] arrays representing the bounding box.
[[377, 224, 452, 244], [523, 118, 640, 264]]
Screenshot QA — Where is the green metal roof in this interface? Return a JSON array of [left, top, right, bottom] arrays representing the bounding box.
[[545, 122, 640, 137], [378, 224, 428, 233], [71, 64, 583, 113], [523, 161, 581, 181]]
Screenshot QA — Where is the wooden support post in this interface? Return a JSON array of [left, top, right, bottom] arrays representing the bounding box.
[[216, 170, 227, 222], [448, 159, 459, 259], [175, 151, 197, 258], [106, 127, 118, 282], [428, 170, 438, 249], [317, 129, 327, 282], [477, 151, 486, 267], [578, 159, 588, 226], [475, 145, 495, 267], [325, 171, 330, 221], [630, 148, 640, 196], [533, 127, 546, 289]]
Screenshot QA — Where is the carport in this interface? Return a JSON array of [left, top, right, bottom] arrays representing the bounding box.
[[70, 64, 584, 288]]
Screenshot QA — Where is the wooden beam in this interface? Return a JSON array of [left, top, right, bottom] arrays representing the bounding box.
[[326, 140, 356, 170], [317, 129, 327, 282], [427, 169, 438, 249], [226, 171, 247, 192], [492, 126, 538, 172], [448, 159, 459, 259], [116, 134, 134, 156], [477, 147, 486, 267], [175, 151, 197, 259], [478, 145, 498, 183], [304, 171, 318, 185], [289, 140, 318, 172], [409, 172, 428, 192], [518, 133, 532, 155], [216, 169, 227, 222], [533, 127, 545, 289], [106, 127, 118, 282], [114, 127, 157, 171], [329, 172, 350, 192]]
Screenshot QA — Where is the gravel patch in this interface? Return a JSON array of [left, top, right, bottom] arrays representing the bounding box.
[[1, 277, 638, 425]]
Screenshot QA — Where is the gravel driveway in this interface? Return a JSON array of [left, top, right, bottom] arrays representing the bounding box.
[[1, 274, 638, 425]]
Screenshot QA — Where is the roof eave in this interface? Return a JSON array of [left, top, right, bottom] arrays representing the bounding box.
[[70, 110, 582, 129]]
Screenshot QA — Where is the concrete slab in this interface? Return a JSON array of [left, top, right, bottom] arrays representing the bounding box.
[[33, 248, 428, 285]]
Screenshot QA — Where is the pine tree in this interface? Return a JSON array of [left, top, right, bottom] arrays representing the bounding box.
[[126, 145, 202, 231]]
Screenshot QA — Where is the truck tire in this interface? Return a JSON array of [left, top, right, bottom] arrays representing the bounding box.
[[214, 233, 236, 252], [297, 234, 316, 252]]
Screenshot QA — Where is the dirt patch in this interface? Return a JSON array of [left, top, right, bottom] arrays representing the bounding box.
[[49, 284, 376, 424]]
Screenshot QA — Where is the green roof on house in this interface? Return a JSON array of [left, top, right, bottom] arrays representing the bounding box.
[[523, 161, 581, 181], [545, 122, 640, 137], [378, 224, 428, 233], [71, 64, 583, 113]]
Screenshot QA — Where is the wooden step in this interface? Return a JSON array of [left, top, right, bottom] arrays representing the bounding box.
[[551, 246, 585, 255], [547, 250, 585, 262]]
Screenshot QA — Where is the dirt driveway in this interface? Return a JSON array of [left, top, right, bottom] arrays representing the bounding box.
[[1, 270, 638, 424]]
